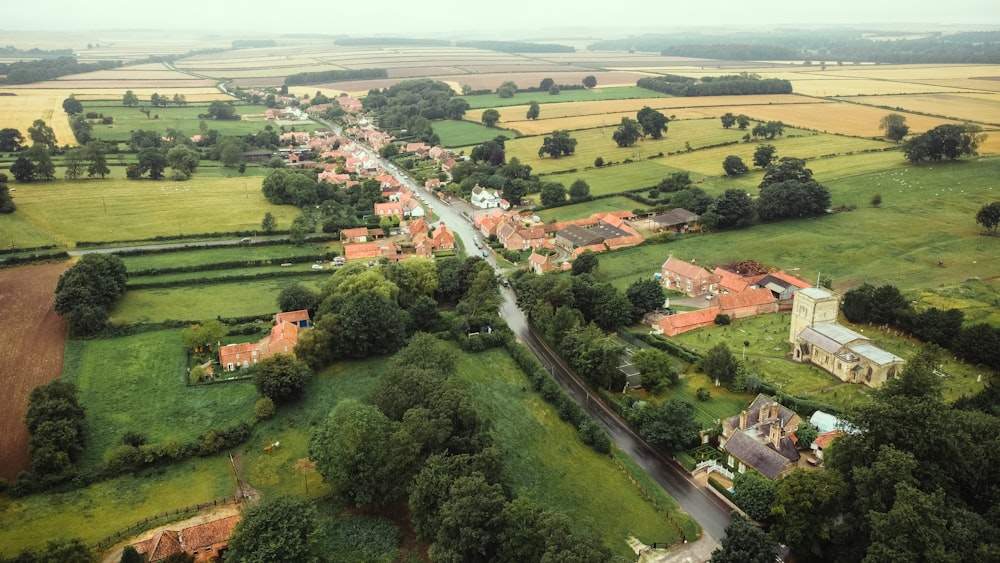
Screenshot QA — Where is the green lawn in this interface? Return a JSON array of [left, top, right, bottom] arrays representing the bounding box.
[[634, 371, 753, 428], [459, 348, 696, 556], [433, 119, 521, 147], [535, 196, 651, 223], [81, 102, 293, 142], [111, 275, 327, 324], [121, 242, 330, 272], [462, 87, 666, 110]]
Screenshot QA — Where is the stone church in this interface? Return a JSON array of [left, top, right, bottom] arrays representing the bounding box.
[[789, 287, 905, 388]]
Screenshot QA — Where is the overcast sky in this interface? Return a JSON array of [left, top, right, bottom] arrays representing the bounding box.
[[3, 0, 999, 36]]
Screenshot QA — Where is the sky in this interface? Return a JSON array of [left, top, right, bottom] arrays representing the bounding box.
[[3, 0, 999, 37]]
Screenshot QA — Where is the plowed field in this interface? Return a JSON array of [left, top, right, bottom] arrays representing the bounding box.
[[0, 263, 68, 481]]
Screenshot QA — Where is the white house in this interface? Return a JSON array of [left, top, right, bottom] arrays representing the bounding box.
[[470, 185, 502, 209]]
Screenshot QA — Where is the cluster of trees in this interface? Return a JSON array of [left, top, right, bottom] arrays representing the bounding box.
[[54, 253, 128, 337], [842, 283, 1000, 370], [283, 67, 387, 86], [756, 157, 831, 222], [0, 56, 119, 84], [0, 127, 26, 152], [612, 106, 670, 147], [450, 136, 548, 206], [8, 119, 60, 182], [538, 129, 578, 158], [879, 113, 909, 141], [0, 173, 14, 213], [23, 380, 86, 479], [121, 90, 188, 108], [977, 201, 1000, 235], [720, 112, 752, 130], [902, 123, 986, 162], [637, 74, 792, 97], [454, 40, 576, 53], [363, 79, 469, 145]]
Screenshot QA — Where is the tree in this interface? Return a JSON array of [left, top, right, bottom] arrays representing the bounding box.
[[870, 193, 882, 208], [430, 473, 508, 562], [24, 380, 86, 476], [722, 155, 750, 176], [634, 399, 700, 452], [331, 291, 409, 359], [794, 420, 819, 449], [703, 342, 738, 385], [538, 77, 555, 90], [10, 538, 95, 563], [631, 348, 677, 391], [226, 496, 319, 563], [752, 144, 777, 168], [172, 93, 187, 106], [637, 106, 669, 139], [481, 109, 500, 127], [720, 112, 737, 129], [879, 113, 910, 141], [218, 140, 245, 168], [568, 179, 590, 202], [737, 114, 751, 130], [261, 212, 277, 233], [62, 96, 83, 115], [54, 253, 127, 337], [902, 123, 986, 162], [28, 119, 57, 150], [732, 470, 777, 521], [571, 250, 598, 276], [11, 154, 35, 182], [770, 468, 848, 559], [705, 189, 755, 230], [757, 180, 831, 222], [0, 182, 15, 214], [526, 100, 540, 120], [0, 127, 25, 152], [976, 201, 1000, 235], [457, 265, 501, 317], [710, 513, 779, 563], [309, 400, 419, 507], [26, 144, 55, 180], [582, 75, 597, 89], [497, 80, 517, 98], [537, 130, 577, 158], [255, 354, 313, 403], [166, 145, 200, 179], [179, 319, 226, 351], [625, 278, 665, 321], [122, 90, 139, 107], [85, 141, 110, 178], [612, 117, 641, 148], [548, 84, 560, 95], [136, 148, 167, 180], [120, 544, 143, 563], [278, 284, 320, 313], [207, 100, 238, 120]]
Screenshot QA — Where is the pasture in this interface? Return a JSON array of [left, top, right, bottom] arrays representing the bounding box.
[[535, 196, 651, 223], [462, 86, 666, 110], [0, 264, 68, 481], [433, 119, 520, 147], [82, 102, 280, 142], [10, 176, 302, 246]]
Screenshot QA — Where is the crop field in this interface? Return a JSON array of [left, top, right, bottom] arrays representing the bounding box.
[[0, 263, 68, 481], [10, 176, 302, 246], [110, 275, 326, 324], [0, 90, 76, 147], [846, 93, 1000, 124]]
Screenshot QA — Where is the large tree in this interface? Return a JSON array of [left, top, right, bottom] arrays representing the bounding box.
[[166, 145, 200, 179], [879, 113, 910, 141], [752, 144, 777, 168], [582, 75, 597, 89], [720, 112, 737, 129], [757, 180, 831, 222], [632, 399, 700, 452], [902, 123, 986, 162], [636, 106, 669, 139], [710, 514, 779, 563], [24, 380, 86, 476], [537, 130, 577, 158], [612, 117, 641, 148], [255, 354, 313, 403], [11, 154, 35, 182], [226, 496, 319, 563], [481, 108, 500, 128], [26, 144, 56, 180], [136, 148, 167, 180], [85, 141, 110, 178], [430, 473, 508, 562], [278, 284, 320, 313], [975, 201, 1000, 235], [625, 278, 665, 322], [54, 253, 128, 337], [540, 182, 567, 207], [122, 90, 139, 107], [703, 342, 739, 385], [732, 470, 776, 521], [0, 127, 25, 152], [179, 319, 227, 351], [0, 179, 15, 214], [568, 178, 591, 202], [526, 100, 540, 120], [770, 468, 848, 560], [62, 95, 83, 115], [722, 155, 750, 176], [630, 347, 677, 391], [704, 189, 755, 230], [27, 119, 57, 149]]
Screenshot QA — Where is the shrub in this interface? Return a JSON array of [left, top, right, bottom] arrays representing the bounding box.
[[714, 314, 731, 326], [578, 419, 611, 454], [696, 387, 712, 401], [254, 397, 276, 421]]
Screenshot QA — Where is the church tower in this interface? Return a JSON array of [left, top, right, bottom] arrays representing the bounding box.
[[789, 287, 840, 343]]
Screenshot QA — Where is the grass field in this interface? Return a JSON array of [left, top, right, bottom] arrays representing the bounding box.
[[535, 196, 650, 223], [9, 176, 302, 246], [462, 86, 666, 109], [81, 102, 281, 142], [120, 243, 330, 272], [631, 369, 753, 428], [110, 275, 327, 324], [432, 119, 520, 147]]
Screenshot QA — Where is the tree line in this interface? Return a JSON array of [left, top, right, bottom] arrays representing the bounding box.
[[636, 74, 793, 97], [363, 78, 470, 145], [455, 40, 575, 53], [0, 57, 120, 84], [284, 67, 388, 86]]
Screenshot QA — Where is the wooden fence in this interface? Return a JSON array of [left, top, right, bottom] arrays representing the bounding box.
[[92, 494, 244, 551]]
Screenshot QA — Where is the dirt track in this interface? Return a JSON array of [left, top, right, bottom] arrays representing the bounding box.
[[0, 263, 69, 481]]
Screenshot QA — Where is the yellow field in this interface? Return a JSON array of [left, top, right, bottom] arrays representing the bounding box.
[[847, 93, 1000, 124], [0, 91, 75, 147], [10, 176, 301, 246], [58, 68, 197, 81]]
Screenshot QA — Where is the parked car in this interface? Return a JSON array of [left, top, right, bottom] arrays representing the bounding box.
[[311, 263, 324, 270], [482, 250, 489, 258]]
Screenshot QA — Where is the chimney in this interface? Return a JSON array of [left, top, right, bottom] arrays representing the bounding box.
[[739, 410, 747, 430], [770, 422, 782, 449], [770, 402, 779, 420], [759, 403, 769, 423]]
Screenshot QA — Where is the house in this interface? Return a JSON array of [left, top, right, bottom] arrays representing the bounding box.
[[374, 202, 404, 217], [712, 287, 778, 319], [810, 430, 844, 461], [654, 307, 721, 336], [474, 210, 504, 238], [218, 342, 260, 372], [408, 217, 430, 238], [789, 287, 905, 388], [712, 267, 754, 294], [756, 271, 811, 304], [275, 309, 311, 328], [341, 227, 370, 243], [720, 394, 802, 480], [133, 515, 240, 562], [470, 185, 502, 209], [431, 222, 455, 250], [528, 252, 555, 274], [661, 256, 715, 297], [261, 321, 300, 359], [651, 208, 699, 233], [344, 242, 383, 260]]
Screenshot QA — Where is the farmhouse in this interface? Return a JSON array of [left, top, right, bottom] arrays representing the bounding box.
[[133, 515, 240, 562], [720, 394, 802, 480], [470, 185, 502, 209], [661, 256, 714, 297], [789, 287, 905, 388], [217, 342, 259, 372], [528, 252, 556, 274]]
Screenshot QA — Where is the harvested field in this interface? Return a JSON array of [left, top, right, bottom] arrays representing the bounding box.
[[0, 90, 75, 147], [0, 263, 69, 481], [846, 93, 1000, 125], [2, 87, 231, 102]]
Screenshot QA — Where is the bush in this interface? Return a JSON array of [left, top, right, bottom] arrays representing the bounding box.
[[696, 387, 712, 401], [254, 397, 276, 421], [578, 419, 611, 454], [714, 314, 731, 326]]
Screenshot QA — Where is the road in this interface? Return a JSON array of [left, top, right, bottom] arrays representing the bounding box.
[[355, 144, 734, 546]]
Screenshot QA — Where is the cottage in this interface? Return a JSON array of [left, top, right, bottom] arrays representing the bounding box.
[[133, 515, 240, 562], [528, 252, 555, 275], [431, 222, 456, 250], [661, 256, 715, 297], [470, 185, 502, 209], [261, 321, 300, 359], [218, 342, 259, 372], [374, 202, 404, 217], [341, 227, 370, 243], [720, 394, 802, 480]]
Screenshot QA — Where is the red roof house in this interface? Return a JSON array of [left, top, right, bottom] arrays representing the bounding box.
[[656, 307, 722, 336], [713, 287, 778, 319], [431, 222, 455, 250], [661, 256, 715, 297], [218, 342, 260, 372]]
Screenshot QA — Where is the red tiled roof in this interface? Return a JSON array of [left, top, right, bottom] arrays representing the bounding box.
[[713, 268, 753, 293], [663, 256, 711, 280], [718, 287, 777, 309], [658, 307, 721, 332], [813, 430, 844, 449], [769, 270, 812, 289], [181, 515, 240, 552], [275, 310, 310, 325], [341, 227, 369, 238], [344, 242, 382, 260], [218, 342, 260, 369]]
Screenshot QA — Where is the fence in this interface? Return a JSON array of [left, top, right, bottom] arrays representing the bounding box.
[[610, 453, 688, 544], [696, 459, 734, 480], [92, 494, 244, 551]]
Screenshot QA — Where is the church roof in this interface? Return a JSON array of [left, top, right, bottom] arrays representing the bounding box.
[[849, 342, 904, 365]]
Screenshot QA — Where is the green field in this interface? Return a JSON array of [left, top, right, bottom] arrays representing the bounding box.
[[535, 196, 650, 223], [121, 243, 331, 272], [433, 119, 521, 147], [462, 87, 666, 110], [81, 102, 294, 142], [9, 176, 302, 246]]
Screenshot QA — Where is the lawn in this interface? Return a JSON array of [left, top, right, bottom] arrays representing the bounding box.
[[61, 330, 260, 472], [535, 196, 650, 223], [461, 86, 666, 110], [111, 275, 327, 324], [458, 348, 696, 556], [432, 119, 521, 148], [121, 242, 330, 272], [81, 102, 288, 142], [630, 369, 753, 428], [10, 176, 302, 246]]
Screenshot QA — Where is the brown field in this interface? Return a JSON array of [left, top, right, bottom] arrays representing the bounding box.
[[0, 263, 69, 481], [847, 93, 1000, 125]]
